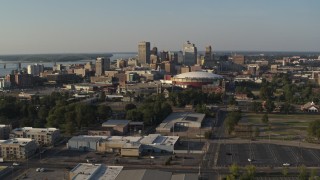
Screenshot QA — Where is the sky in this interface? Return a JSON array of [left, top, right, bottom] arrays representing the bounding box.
[[0, 0, 320, 54]]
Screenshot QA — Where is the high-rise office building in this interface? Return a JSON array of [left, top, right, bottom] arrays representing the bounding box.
[[183, 41, 197, 66], [177, 51, 184, 64], [160, 51, 169, 62], [27, 64, 44, 76], [138, 41, 151, 65], [151, 47, 158, 56], [204, 45, 214, 67], [95, 57, 104, 76], [95, 57, 110, 76]]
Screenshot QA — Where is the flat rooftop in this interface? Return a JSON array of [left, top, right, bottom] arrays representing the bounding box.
[[157, 112, 205, 130], [70, 163, 123, 180], [102, 120, 131, 127], [68, 135, 107, 143], [139, 134, 179, 146], [0, 138, 34, 146], [12, 127, 59, 133]]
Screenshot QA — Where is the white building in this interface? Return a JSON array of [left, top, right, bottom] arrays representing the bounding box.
[[67, 134, 179, 155], [156, 112, 205, 133], [69, 163, 123, 180], [27, 64, 44, 76]]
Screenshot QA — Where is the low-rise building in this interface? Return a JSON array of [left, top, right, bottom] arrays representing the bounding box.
[[69, 163, 123, 180], [67, 134, 179, 157], [301, 102, 319, 113], [10, 127, 60, 146], [102, 120, 131, 135], [156, 112, 205, 133], [0, 138, 38, 160], [115, 169, 198, 180]]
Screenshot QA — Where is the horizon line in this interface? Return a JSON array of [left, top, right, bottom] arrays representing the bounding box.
[[0, 50, 320, 56]]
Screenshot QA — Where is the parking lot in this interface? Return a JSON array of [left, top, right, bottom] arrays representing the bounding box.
[[217, 143, 320, 167]]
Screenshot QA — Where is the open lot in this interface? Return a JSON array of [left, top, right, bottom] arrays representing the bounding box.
[[242, 113, 319, 140], [216, 143, 320, 167]]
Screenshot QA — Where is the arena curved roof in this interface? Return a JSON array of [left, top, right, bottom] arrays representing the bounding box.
[[174, 71, 223, 79]]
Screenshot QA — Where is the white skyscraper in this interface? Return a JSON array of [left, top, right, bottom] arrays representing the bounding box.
[[183, 41, 197, 66]]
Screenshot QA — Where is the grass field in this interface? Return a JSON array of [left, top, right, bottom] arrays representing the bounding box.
[[242, 113, 320, 141]]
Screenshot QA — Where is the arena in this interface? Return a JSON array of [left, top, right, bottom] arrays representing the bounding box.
[[171, 71, 223, 88]]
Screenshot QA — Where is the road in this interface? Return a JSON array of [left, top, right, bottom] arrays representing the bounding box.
[[200, 109, 227, 179]]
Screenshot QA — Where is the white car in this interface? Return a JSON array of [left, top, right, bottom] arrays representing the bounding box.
[[36, 168, 45, 172], [248, 158, 252, 162], [283, 163, 290, 166], [13, 162, 19, 166]]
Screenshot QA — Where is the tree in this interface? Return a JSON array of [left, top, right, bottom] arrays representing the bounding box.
[[307, 120, 320, 140], [281, 102, 295, 114], [64, 120, 76, 135], [245, 165, 256, 179], [298, 165, 308, 180], [253, 127, 260, 138], [229, 163, 239, 177], [282, 167, 289, 176], [99, 91, 106, 102], [309, 169, 318, 180], [251, 102, 263, 113], [226, 175, 236, 180], [225, 111, 242, 135], [228, 96, 237, 106], [265, 100, 275, 113], [97, 105, 112, 121], [126, 109, 143, 122], [261, 113, 269, 124], [125, 103, 136, 111]]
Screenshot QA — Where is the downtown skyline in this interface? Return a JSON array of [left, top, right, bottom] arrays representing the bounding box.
[[1, 0, 320, 54]]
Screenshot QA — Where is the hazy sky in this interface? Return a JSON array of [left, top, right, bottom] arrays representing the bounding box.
[[1, 0, 320, 54]]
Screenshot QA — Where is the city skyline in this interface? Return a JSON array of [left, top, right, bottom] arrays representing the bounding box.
[[1, 0, 320, 54]]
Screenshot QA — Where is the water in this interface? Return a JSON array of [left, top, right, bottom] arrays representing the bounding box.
[[0, 52, 137, 77]]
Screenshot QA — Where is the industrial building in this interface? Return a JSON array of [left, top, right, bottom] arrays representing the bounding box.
[[0, 138, 38, 160], [69, 163, 198, 180], [156, 112, 205, 133], [10, 127, 60, 146], [69, 163, 123, 180], [67, 134, 179, 157]]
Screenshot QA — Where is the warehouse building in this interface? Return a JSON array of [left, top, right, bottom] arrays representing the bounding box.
[[69, 163, 123, 180], [156, 112, 205, 133], [67, 134, 179, 157], [67, 136, 106, 151], [69, 163, 198, 180]]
